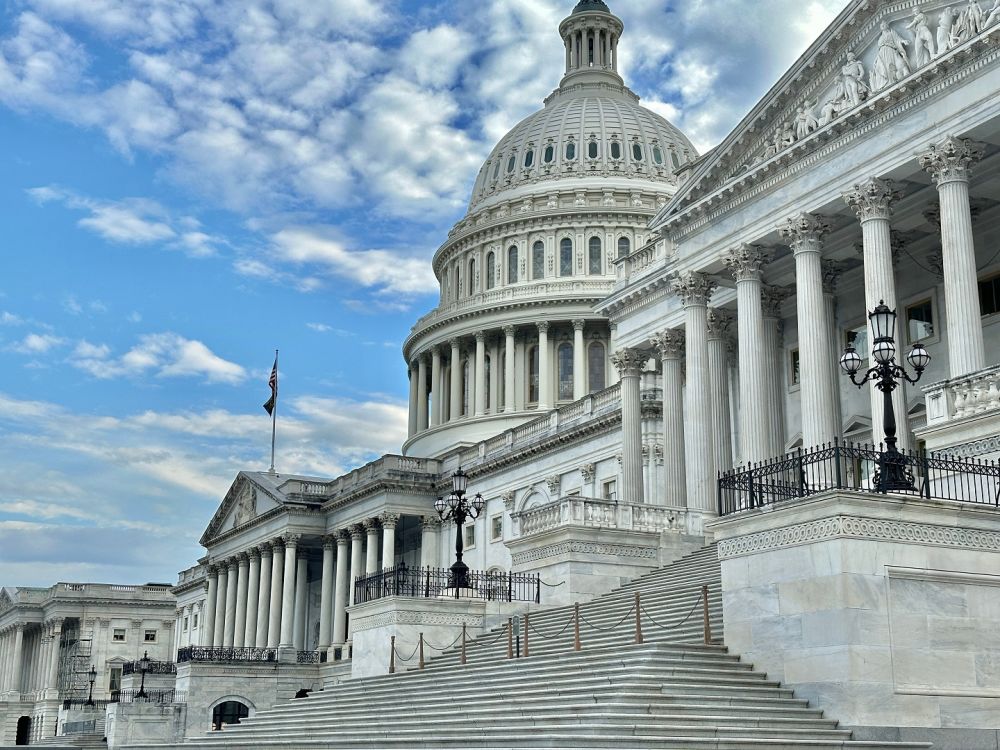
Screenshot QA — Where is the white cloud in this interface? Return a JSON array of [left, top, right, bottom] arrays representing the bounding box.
[[11, 332, 65, 354], [0, 312, 23, 325]]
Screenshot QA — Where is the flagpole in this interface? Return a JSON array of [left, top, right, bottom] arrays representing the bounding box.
[[269, 349, 278, 474]]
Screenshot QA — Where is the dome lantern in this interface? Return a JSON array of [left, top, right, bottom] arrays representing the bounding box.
[[559, 0, 623, 87]]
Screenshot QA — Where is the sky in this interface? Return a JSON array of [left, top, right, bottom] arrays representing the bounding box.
[[0, 0, 849, 587]]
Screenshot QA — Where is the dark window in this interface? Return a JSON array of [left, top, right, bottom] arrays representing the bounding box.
[[905, 298, 934, 342], [610, 141, 621, 159], [507, 155, 516, 173], [212, 701, 250, 731], [632, 142, 643, 161], [558, 343, 574, 400], [980, 273, 1000, 316], [588, 343, 606, 393], [468, 258, 476, 295], [588, 140, 598, 159], [544, 144, 555, 163], [565, 141, 576, 160], [652, 146, 664, 165], [559, 238, 573, 277], [790, 349, 801, 386], [670, 150, 681, 169], [492, 159, 501, 180], [524, 150, 534, 168], [486, 252, 496, 290], [463, 359, 471, 415], [507, 246, 518, 283], [532, 241, 545, 279], [617, 237, 631, 259], [588, 237, 602, 274], [528, 346, 539, 403]]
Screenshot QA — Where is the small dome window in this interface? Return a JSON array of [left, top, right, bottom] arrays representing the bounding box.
[[588, 140, 599, 159], [524, 149, 534, 168], [493, 159, 502, 180], [632, 143, 643, 161], [652, 146, 664, 165], [565, 141, 576, 160], [610, 141, 621, 160], [544, 144, 555, 163], [507, 155, 516, 173], [670, 150, 681, 169]]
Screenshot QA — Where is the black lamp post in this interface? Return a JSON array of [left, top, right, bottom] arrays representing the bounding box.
[[86, 665, 96, 706], [433, 468, 486, 589], [840, 300, 931, 491], [136, 651, 150, 700]]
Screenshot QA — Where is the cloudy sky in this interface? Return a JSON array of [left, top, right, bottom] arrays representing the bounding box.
[[0, 0, 848, 587]]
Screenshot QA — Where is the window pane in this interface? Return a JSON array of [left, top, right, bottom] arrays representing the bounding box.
[[558, 343, 574, 400], [588, 343, 606, 393], [508, 246, 518, 283], [980, 275, 1000, 316], [588, 237, 602, 274], [528, 346, 539, 403], [560, 238, 573, 276], [632, 143, 643, 161], [906, 299, 933, 342], [468, 259, 476, 295], [524, 150, 534, 168], [544, 145, 555, 163], [671, 150, 681, 169], [532, 241, 545, 279], [653, 146, 663, 164], [566, 141, 576, 160], [617, 237, 630, 259], [610, 141, 621, 159], [507, 156, 516, 173], [484, 355, 491, 409], [588, 140, 598, 159], [463, 360, 471, 415], [790, 349, 801, 386], [493, 159, 501, 179]]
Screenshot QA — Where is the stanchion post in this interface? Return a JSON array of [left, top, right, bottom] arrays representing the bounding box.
[[389, 635, 396, 674], [507, 618, 514, 659], [419, 632, 425, 669], [461, 623, 467, 665], [634, 592, 643, 645], [574, 602, 581, 651], [702, 584, 712, 645], [524, 613, 530, 657]]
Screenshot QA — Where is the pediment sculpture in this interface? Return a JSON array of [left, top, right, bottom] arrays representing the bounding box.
[[232, 483, 258, 528]]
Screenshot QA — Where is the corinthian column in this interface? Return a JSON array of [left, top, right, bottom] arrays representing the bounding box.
[[318, 537, 334, 651], [706, 309, 734, 471], [47, 619, 63, 692], [612, 348, 646, 505], [348, 525, 365, 606], [380, 513, 399, 570], [573, 320, 586, 399], [918, 136, 987, 376], [844, 179, 910, 448], [537, 322, 551, 410], [203, 566, 219, 648], [779, 213, 839, 449], [430, 347, 443, 427], [475, 331, 487, 416], [420, 516, 440, 567], [449, 339, 462, 421], [407, 363, 418, 438], [244, 549, 261, 648], [279, 534, 299, 649], [725, 245, 773, 463], [651, 329, 686, 507], [223, 558, 239, 647], [762, 286, 791, 456], [673, 272, 718, 514], [503, 326, 516, 412], [233, 553, 249, 648], [332, 531, 350, 648], [10, 624, 24, 696], [256, 544, 273, 648], [213, 564, 228, 648], [364, 518, 379, 574]]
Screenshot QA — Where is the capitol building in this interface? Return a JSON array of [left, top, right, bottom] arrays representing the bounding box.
[[2, 1, 1000, 748]]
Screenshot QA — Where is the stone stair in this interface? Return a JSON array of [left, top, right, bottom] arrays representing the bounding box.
[[34, 732, 107, 748], [135, 544, 929, 749]]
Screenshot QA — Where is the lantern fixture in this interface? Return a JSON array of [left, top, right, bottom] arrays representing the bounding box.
[[434, 468, 484, 589]]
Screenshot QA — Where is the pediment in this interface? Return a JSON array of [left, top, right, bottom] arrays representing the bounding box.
[[0, 588, 12, 614], [657, 0, 1000, 222], [199, 473, 283, 546], [843, 414, 873, 437]]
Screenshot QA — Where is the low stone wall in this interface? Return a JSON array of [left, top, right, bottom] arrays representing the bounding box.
[[106, 702, 186, 749]]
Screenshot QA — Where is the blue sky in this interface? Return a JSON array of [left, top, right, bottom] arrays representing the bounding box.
[[0, 0, 846, 586]]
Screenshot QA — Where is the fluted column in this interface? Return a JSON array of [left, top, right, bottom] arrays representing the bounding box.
[[213, 564, 228, 648], [823, 263, 844, 441], [919, 137, 987, 376], [726, 245, 773, 463], [279, 534, 299, 648], [10, 624, 24, 696], [407, 363, 418, 438], [244, 550, 261, 648], [349, 525, 365, 606], [47, 619, 62, 691], [430, 347, 443, 426], [364, 518, 380, 573], [503, 326, 516, 413], [674, 272, 718, 514], [420, 516, 440, 567], [612, 349, 646, 505], [844, 180, 910, 448], [652, 329, 686, 507], [381, 513, 399, 570], [293, 556, 307, 651], [449, 339, 462, 421], [233, 554, 249, 648], [779, 213, 839, 449], [762, 286, 790, 455], [318, 537, 335, 650], [416, 356, 428, 432], [706, 309, 734, 471], [332, 531, 350, 647], [256, 544, 273, 648], [537, 322, 551, 410], [204, 566, 219, 649], [572, 320, 586, 399], [223, 558, 239, 647], [475, 331, 487, 416], [267, 540, 284, 648]]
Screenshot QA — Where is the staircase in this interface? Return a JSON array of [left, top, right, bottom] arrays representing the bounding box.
[[138, 544, 929, 749], [34, 733, 106, 748]]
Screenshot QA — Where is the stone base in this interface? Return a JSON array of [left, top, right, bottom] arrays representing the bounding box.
[[106, 701, 186, 749], [709, 490, 1000, 734], [849, 725, 1000, 750]]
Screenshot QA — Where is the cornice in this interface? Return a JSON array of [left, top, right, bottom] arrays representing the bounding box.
[[599, 271, 674, 321]]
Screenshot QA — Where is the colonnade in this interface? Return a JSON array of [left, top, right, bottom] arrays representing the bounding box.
[[613, 136, 989, 512], [0, 618, 63, 698], [563, 21, 618, 74]]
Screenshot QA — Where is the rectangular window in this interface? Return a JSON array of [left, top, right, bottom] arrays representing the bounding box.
[[183, 617, 189, 631], [112, 629, 126, 642], [192, 613, 199, 629], [109, 667, 121, 693], [980, 272, 1000, 316], [463, 524, 476, 549], [144, 629, 157, 642], [789, 349, 800, 387], [905, 298, 934, 343], [490, 515, 503, 542], [601, 479, 617, 502]]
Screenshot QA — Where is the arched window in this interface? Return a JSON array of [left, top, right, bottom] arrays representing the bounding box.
[[565, 140, 576, 160], [632, 142, 643, 161], [558, 342, 574, 400], [532, 241, 545, 279], [610, 140, 621, 160], [588, 140, 599, 159], [468, 257, 476, 295], [212, 701, 250, 731], [492, 159, 502, 180], [652, 145, 664, 165], [559, 238, 573, 277], [506, 155, 516, 173], [527, 346, 539, 403], [462, 359, 471, 416], [588, 342, 606, 393], [524, 150, 534, 168], [486, 252, 496, 290], [617, 237, 631, 259], [507, 246, 518, 283], [670, 150, 681, 169], [543, 144, 555, 163], [588, 237, 602, 275]]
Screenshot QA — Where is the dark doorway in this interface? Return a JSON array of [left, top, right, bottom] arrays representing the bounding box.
[[15, 716, 30, 745], [211, 701, 249, 731]]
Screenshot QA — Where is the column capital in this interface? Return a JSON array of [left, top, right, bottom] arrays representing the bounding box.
[[474, 330, 486, 343], [724, 244, 772, 282], [651, 328, 685, 359], [379, 512, 401, 528], [706, 308, 733, 340], [918, 136, 985, 186], [421, 514, 442, 530], [281, 533, 300, 548], [247, 548, 261, 562], [349, 524, 366, 539], [47, 617, 64, 631], [580, 463, 596, 482], [501, 492, 515, 512], [611, 348, 646, 377], [362, 517, 379, 533], [335, 528, 351, 545], [572, 319, 586, 332], [761, 284, 792, 318], [236, 552, 250, 566], [536, 321, 551, 334], [258, 542, 273, 557], [502, 325, 516, 337], [449, 337, 461, 349], [226, 557, 239, 570], [778, 212, 830, 252], [672, 271, 716, 307], [843, 178, 899, 222], [322, 535, 336, 551]]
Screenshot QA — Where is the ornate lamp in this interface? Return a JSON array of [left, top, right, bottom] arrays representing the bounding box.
[[137, 651, 150, 699], [86, 665, 97, 706], [434, 468, 484, 589]]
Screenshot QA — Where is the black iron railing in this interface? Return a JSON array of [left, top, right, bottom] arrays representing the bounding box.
[[354, 565, 540, 605], [296, 651, 319, 664], [123, 660, 176, 676], [62, 699, 113, 710], [719, 439, 1000, 516], [176, 646, 277, 663], [118, 688, 175, 704]]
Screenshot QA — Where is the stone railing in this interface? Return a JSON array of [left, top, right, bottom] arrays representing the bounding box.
[[511, 496, 685, 539], [924, 363, 1000, 426], [613, 241, 670, 285], [282, 455, 441, 501]]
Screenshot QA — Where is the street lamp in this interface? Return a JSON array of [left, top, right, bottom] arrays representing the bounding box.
[[136, 651, 150, 700], [434, 468, 486, 589], [86, 665, 97, 706], [840, 300, 930, 491]]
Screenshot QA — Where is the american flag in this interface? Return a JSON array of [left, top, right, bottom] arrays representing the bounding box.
[[263, 355, 278, 415]]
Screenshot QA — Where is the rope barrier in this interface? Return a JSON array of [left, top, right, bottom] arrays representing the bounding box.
[[578, 601, 636, 632], [421, 630, 465, 653], [539, 579, 566, 588]]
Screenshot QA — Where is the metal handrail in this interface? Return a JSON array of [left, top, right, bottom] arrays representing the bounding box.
[[176, 646, 277, 663], [354, 565, 540, 605]]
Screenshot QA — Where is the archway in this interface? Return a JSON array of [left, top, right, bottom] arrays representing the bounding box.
[[211, 701, 249, 731], [15, 716, 30, 745]]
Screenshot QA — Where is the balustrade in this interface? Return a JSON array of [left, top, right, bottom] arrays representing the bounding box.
[[512, 495, 684, 538], [924, 363, 1000, 426]]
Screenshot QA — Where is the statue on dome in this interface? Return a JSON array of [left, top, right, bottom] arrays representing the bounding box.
[[870, 21, 910, 91], [938, 6, 957, 53], [906, 11, 935, 67], [794, 105, 818, 140], [841, 52, 868, 107]]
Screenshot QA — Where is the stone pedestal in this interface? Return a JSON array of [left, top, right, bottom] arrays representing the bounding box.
[[105, 702, 187, 749], [709, 491, 1000, 749]]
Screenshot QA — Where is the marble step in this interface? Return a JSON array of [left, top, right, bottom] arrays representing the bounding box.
[[167, 739, 927, 750]]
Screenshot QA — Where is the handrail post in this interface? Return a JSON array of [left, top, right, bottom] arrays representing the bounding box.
[[507, 619, 514, 659], [524, 613, 530, 657], [461, 623, 467, 665], [424, 567, 430, 598], [389, 635, 395, 674], [574, 603, 581, 651], [418, 633, 425, 669], [535, 574, 540, 604], [797, 447, 806, 497], [634, 592, 643, 644], [702, 584, 712, 645]]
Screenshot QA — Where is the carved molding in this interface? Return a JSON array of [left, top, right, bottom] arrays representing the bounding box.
[[512, 541, 657, 566], [918, 135, 985, 185], [672, 272, 716, 307], [706, 308, 733, 340], [843, 177, 899, 222], [778, 212, 830, 253]]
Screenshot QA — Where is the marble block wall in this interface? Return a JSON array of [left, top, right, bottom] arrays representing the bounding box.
[[709, 491, 1000, 749]]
